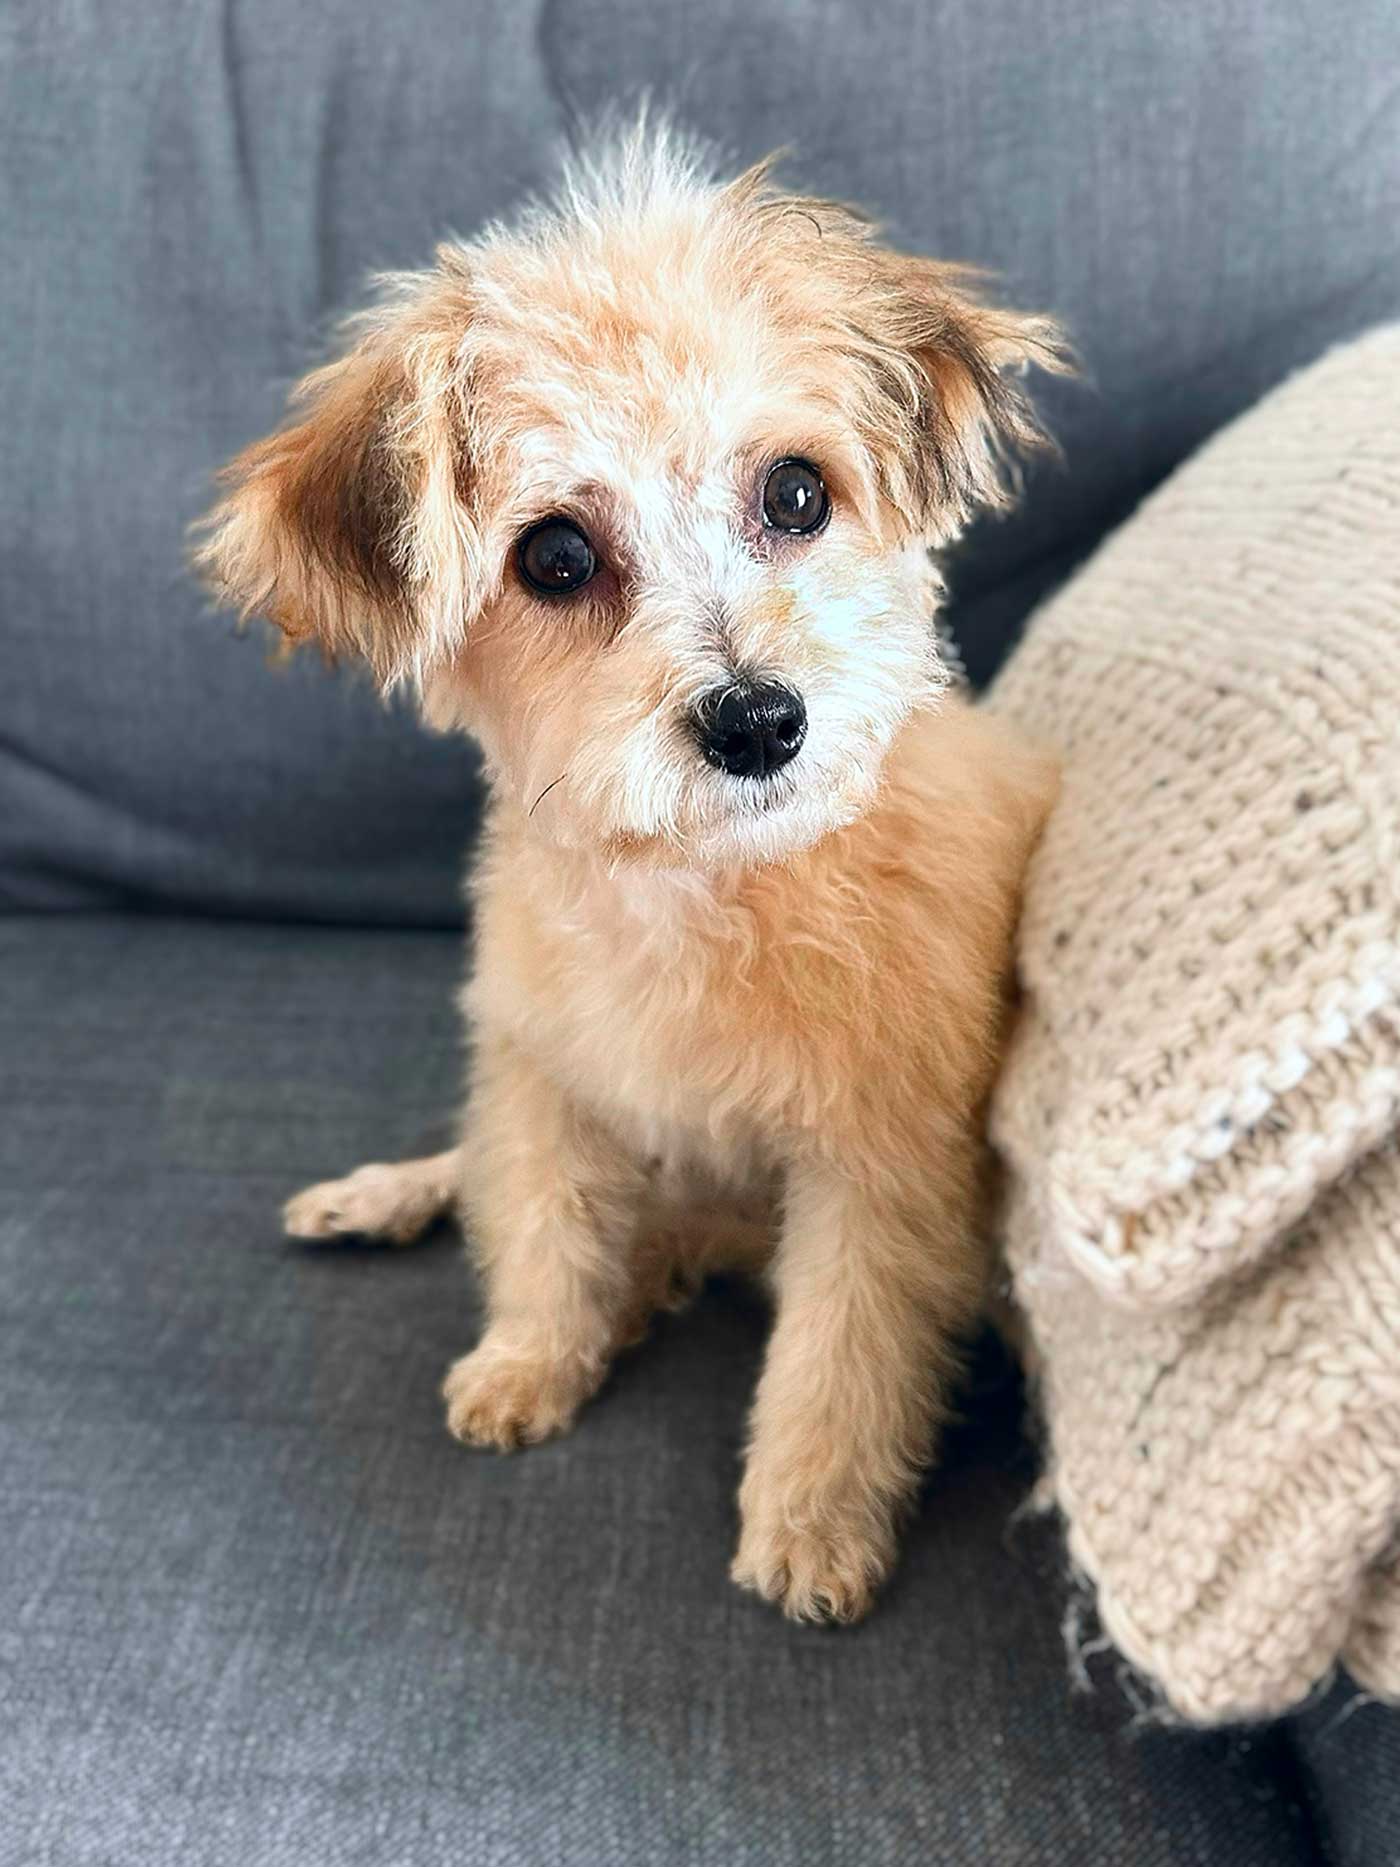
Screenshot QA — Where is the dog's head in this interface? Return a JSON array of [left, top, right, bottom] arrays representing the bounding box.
[[197, 126, 1066, 869]]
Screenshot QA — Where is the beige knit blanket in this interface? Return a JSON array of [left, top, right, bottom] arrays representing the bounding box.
[[989, 325, 1400, 1725]]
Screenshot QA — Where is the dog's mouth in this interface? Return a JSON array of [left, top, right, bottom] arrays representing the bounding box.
[[706, 750, 810, 817], [740, 776, 802, 812], [695, 745, 884, 855], [591, 756, 874, 873]]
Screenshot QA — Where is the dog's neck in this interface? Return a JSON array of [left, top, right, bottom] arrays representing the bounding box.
[[601, 859, 744, 924], [570, 843, 755, 929], [504, 804, 775, 944]]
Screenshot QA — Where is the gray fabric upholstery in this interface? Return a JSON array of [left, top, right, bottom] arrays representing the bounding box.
[[3, 1, 1399, 922], [2, 914, 1347, 1867]]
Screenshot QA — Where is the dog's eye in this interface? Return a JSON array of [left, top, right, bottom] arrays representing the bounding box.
[[517, 518, 597, 596], [762, 458, 829, 535]]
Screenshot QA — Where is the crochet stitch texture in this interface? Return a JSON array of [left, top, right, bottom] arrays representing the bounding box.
[[989, 325, 1400, 1723]]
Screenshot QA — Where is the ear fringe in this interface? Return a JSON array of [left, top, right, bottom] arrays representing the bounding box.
[[902, 280, 1074, 526], [191, 270, 482, 688], [718, 169, 1073, 536]]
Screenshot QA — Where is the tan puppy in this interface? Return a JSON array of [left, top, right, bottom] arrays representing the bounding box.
[[198, 125, 1064, 1622]]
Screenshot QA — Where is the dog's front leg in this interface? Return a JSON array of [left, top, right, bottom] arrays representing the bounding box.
[[732, 1144, 986, 1621], [443, 1035, 647, 1451]]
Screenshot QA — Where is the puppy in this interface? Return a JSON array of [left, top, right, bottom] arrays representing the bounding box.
[[197, 125, 1064, 1622]]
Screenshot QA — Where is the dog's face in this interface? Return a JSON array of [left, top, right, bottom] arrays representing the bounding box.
[[199, 131, 1064, 869]]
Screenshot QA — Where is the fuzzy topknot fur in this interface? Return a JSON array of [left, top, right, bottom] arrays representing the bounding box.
[[200, 122, 1065, 1622]]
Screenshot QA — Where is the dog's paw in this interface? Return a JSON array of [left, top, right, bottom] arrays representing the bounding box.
[[283, 1163, 444, 1245], [731, 1509, 888, 1625], [442, 1343, 594, 1451]]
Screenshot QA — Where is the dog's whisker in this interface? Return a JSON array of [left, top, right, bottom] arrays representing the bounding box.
[[529, 772, 569, 818]]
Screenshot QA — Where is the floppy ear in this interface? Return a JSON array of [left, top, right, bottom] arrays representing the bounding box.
[[739, 174, 1070, 537], [861, 251, 1071, 533], [195, 275, 482, 686]]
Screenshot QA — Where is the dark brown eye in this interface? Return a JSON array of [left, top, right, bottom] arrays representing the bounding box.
[[517, 517, 597, 596], [762, 458, 829, 534]]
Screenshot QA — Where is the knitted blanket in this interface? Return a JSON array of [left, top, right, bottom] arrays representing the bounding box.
[[989, 325, 1400, 1725]]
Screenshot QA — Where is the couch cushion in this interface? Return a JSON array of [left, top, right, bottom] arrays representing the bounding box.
[[0, 914, 1325, 1865], [4, 1, 1399, 922]]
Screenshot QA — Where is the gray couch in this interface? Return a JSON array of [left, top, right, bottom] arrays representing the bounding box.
[[4, 5, 1399, 1862]]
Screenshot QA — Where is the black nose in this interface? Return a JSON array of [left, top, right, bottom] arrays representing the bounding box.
[[692, 681, 807, 779]]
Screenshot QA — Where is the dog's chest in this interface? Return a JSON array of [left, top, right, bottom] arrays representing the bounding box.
[[548, 907, 769, 1136], [478, 865, 825, 1154]]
